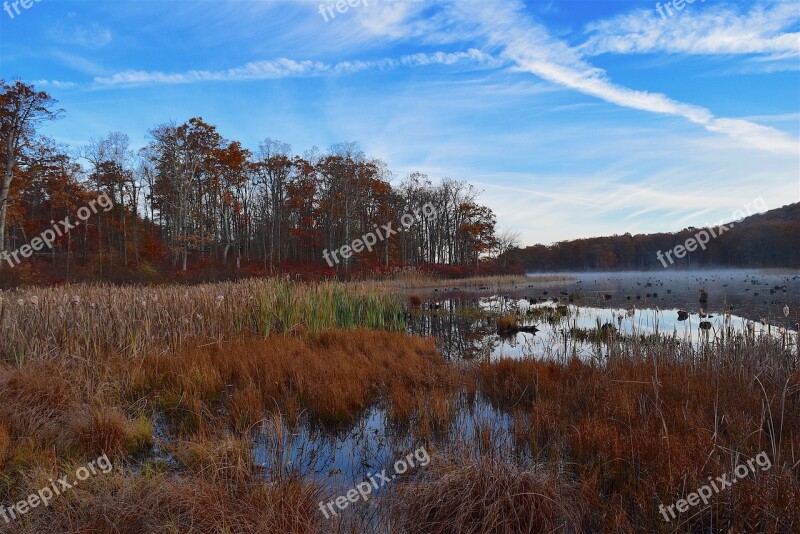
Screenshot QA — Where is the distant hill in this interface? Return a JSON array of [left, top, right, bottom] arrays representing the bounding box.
[[509, 203, 800, 271]]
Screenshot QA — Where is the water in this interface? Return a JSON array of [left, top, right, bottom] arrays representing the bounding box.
[[407, 270, 799, 360], [253, 397, 514, 517], [522, 270, 798, 323], [253, 269, 799, 516]]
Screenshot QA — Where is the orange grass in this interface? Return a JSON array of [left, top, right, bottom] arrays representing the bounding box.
[[5, 471, 322, 534], [0, 329, 448, 532], [0, 278, 797, 532], [132, 330, 456, 430], [475, 356, 800, 532], [393, 455, 585, 533]]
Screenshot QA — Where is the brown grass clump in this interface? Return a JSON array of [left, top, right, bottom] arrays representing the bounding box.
[[132, 330, 456, 431], [172, 435, 254, 485], [495, 314, 518, 333], [0, 419, 10, 463], [473, 356, 800, 532], [9, 471, 322, 534], [227, 381, 265, 433], [69, 408, 153, 459], [0, 363, 79, 447], [394, 456, 584, 533], [69, 407, 128, 459]]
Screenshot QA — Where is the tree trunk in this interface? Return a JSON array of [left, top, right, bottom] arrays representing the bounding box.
[[0, 131, 15, 255]]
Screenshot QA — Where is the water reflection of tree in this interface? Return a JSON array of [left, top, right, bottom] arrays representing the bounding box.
[[407, 297, 497, 359]]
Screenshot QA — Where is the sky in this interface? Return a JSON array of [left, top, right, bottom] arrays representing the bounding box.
[[0, 0, 798, 246]]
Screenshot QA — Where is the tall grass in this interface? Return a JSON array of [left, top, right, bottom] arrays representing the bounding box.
[[356, 273, 566, 291], [0, 277, 406, 362]]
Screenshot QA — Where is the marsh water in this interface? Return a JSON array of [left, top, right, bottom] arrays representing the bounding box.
[[408, 269, 799, 360], [259, 270, 799, 521]]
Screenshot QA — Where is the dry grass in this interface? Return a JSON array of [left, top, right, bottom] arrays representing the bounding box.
[[0, 329, 450, 533], [475, 355, 800, 532], [355, 273, 568, 291], [8, 471, 322, 534], [394, 455, 584, 533], [0, 278, 797, 532], [0, 277, 406, 362], [131, 330, 455, 430]]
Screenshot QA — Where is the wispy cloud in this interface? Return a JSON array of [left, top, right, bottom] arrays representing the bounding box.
[[48, 21, 113, 49], [579, 1, 800, 60], [32, 80, 79, 90], [435, 1, 799, 155], [73, 49, 502, 88]]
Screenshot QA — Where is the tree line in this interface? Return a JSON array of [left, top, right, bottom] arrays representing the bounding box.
[[1, 81, 516, 285], [508, 202, 800, 272]]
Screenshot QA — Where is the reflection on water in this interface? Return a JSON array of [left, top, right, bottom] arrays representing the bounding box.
[[523, 269, 798, 323], [252, 270, 798, 521], [482, 300, 797, 360], [407, 270, 799, 361], [253, 397, 514, 508]]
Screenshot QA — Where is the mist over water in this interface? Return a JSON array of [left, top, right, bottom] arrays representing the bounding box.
[[407, 269, 799, 360]]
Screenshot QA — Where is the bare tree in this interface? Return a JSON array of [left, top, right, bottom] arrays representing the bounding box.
[[492, 229, 521, 265]]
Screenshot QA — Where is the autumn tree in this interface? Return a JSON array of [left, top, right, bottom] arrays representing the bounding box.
[[0, 81, 61, 258], [147, 118, 222, 270]]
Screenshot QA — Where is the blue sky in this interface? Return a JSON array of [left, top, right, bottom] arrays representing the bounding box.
[[1, 0, 798, 245]]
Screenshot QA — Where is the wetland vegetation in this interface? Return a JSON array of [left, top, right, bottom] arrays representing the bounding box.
[[0, 271, 797, 532]]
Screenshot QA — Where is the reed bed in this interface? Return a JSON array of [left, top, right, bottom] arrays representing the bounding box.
[[1, 324, 797, 532], [0, 330, 446, 533], [0, 279, 797, 532], [473, 348, 800, 532], [355, 273, 565, 291], [0, 277, 406, 362]]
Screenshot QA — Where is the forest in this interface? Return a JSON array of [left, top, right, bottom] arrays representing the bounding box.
[[0, 81, 515, 287], [508, 202, 800, 272]]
